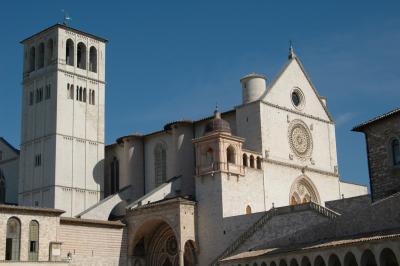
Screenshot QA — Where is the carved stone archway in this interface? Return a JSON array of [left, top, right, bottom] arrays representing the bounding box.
[[289, 175, 320, 205]]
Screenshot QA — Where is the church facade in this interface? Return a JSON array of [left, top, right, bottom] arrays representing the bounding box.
[[5, 23, 400, 266]]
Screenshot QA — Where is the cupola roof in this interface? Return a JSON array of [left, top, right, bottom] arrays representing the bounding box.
[[204, 108, 231, 135]]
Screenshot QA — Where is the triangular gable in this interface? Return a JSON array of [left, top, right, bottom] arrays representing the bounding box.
[[263, 56, 333, 122]]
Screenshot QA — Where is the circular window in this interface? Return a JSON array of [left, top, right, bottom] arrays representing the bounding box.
[[291, 88, 305, 109], [288, 120, 313, 158]]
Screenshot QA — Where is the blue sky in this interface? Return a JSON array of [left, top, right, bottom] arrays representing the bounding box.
[[1, 1, 399, 187]]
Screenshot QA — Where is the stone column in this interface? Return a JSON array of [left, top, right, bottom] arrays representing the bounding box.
[[179, 249, 184, 266]]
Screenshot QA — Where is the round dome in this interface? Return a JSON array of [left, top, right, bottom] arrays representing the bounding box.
[[204, 110, 231, 135]]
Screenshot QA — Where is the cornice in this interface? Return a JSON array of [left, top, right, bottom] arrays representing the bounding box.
[[264, 158, 338, 177]]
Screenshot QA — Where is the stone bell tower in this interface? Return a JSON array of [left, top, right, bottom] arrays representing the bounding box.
[[19, 23, 107, 217]]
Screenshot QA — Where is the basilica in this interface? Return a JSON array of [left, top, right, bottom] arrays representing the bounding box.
[[0, 23, 399, 266]]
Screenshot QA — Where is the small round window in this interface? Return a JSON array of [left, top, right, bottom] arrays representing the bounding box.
[[291, 88, 304, 109]]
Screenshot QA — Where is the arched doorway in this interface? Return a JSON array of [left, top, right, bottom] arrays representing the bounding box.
[[380, 248, 398, 266], [184, 240, 197, 266], [329, 254, 341, 266], [289, 176, 320, 205]]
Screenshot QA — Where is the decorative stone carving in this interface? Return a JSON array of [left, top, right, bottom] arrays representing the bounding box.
[[288, 120, 313, 158]]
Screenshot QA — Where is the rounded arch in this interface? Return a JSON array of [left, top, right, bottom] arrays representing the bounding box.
[[315, 256, 326, 266], [280, 259, 288, 266], [344, 252, 358, 266], [301, 256, 311, 266], [289, 175, 321, 205], [290, 258, 299, 266], [184, 240, 197, 266], [89, 46, 98, 73], [250, 155, 255, 168], [270, 261, 277, 266], [206, 147, 214, 166], [65, 39, 74, 66], [389, 138, 400, 166], [380, 248, 398, 266], [261, 262, 267, 266], [243, 153, 248, 167], [28, 220, 39, 261], [328, 254, 341, 266], [77, 42, 87, 69], [361, 249, 377, 266], [6, 216, 21, 261], [256, 157, 262, 169], [246, 205, 252, 214], [227, 145, 236, 164]]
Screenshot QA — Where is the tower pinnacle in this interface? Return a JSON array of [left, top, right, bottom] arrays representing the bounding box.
[[288, 40, 296, 59]]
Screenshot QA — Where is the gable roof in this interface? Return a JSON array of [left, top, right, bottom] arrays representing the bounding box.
[[0, 137, 19, 155], [352, 107, 400, 132], [266, 54, 334, 122]]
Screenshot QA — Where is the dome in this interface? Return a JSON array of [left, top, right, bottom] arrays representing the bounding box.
[[204, 110, 231, 135]]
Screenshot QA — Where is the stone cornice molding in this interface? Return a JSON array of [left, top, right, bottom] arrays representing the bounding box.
[[264, 158, 338, 177], [21, 133, 104, 147]]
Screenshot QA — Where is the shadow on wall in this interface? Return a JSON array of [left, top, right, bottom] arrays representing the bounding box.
[[119, 226, 129, 266], [93, 159, 105, 196]]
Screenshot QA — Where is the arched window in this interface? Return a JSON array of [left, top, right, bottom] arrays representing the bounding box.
[[110, 157, 120, 194], [246, 205, 252, 214], [206, 148, 214, 166], [301, 257, 311, 266], [47, 39, 54, 65], [29, 46, 36, 72], [315, 256, 326, 266], [38, 43, 45, 69], [77, 42, 87, 69], [79, 87, 83, 101], [154, 143, 167, 186], [0, 170, 5, 204], [243, 154, 248, 167], [328, 254, 341, 266], [92, 90, 95, 105], [379, 248, 398, 266], [361, 250, 377, 266], [28, 220, 39, 261], [280, 260, 288, 266], [67, 84, 74, 99], [250, 155, 255, 168], [344, 252, 358, 266], [391, 139, 400, 165], [256, 157, 262, 169], [89, 46, 97, 73], [5, 217, 21, 261], [227, 146, 235, 164], [66, 39, 74, 66], [290, 177, 320, 205], [83, 88, 87, 102], [290, 259, 299, 266], [270, 261, 277, 266]]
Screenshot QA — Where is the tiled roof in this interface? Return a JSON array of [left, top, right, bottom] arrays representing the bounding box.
[[0, 204, 64, 215], [352, 107, 400, 131], [221, 230, 400, 262]]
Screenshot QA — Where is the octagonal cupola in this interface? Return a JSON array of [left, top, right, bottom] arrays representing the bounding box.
[[204, 109, 231, 135]]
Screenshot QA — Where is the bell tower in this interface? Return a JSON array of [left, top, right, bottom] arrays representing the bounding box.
[[19, 23, 107, 216]]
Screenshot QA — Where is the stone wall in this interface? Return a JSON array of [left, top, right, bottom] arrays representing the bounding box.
[[361, 114, 400, 201], [58, 218, 128, 266]]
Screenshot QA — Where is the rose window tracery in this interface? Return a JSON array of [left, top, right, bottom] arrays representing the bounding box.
[[288, 120, 313, 158]]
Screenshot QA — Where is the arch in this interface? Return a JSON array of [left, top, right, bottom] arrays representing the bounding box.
[[261, 262, 267, 266], [83, 88, 87, 102], [227, 145, 236, 164], [380, 248, 398, 266], [280, 259, 288, 266], [246, 205, 252, 214], [289, 175, 320, 205], [28, 220, 39, 261], [243, 154, 248, 167], [206, 147, 214, 166], [328, 254, 341, 266], [256, 157, 262, 169], [253, 263, 258, 266], [5, 217, 21, 261], [46, 39, 54, 65], [184, 240, 197, 266], [290, 258, 299, 266], [361, 250, 377, 266], [79, 87, 83, 101], [301, 256, 311, 266], [154, 143, 167, 187], [0, 170, 5, 204], [291, 192, 300, 205], [315, 256, 326, 266], [250, 155, 255, 168], [66, 39, 74, 66], [344, 252, 358, 266], [77, 42, 87, 69], [144, 221, 179, 266], [29, 46, 36, 72], [391, 139, 400, 165], [89, 46, 97, 73], [38, 43, 45, 69], [270, 261, 277, 266]]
